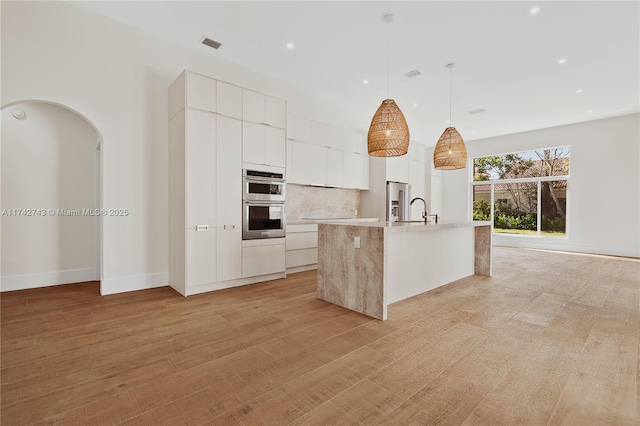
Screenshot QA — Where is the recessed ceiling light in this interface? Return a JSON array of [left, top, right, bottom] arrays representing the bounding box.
[[11, 109, 26, 119], [363, 79, 369, 85], [412, 103, 418, 107], [558, 58, 567, 64], [530, 6, 540, 15], [576, 89, 583, 94], [286, 42, 294, 49], [587, 109, 593, 113]]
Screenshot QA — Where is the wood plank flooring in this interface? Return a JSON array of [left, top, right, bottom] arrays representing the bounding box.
[[1, 247, 638, 425]]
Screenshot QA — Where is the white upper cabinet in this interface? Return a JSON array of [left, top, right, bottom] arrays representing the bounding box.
[[186, 73, 217, 112], [243, 122, 286, 168], [291, 116, 311, 142], [243, 90, 286, 129], [288, 117, 369, 190], [290, 141, 327, 186], [386, 155, 409, 183], [216, 81, 242, 120], [343, 151, 369, 190], [265, 96, 286, 128], [242, 122, 265, 166], [242, 89, 265, 123], [311, 122, 329, 147], [326, 148, 344, 187], [265, 127, 286, 168]]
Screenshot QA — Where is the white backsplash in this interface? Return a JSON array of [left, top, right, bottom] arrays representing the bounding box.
[[287, 184, 360, 220]]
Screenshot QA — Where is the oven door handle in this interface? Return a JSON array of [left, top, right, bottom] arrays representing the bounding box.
[[244, 200, 285, 205], [244, 176, 285, 184]]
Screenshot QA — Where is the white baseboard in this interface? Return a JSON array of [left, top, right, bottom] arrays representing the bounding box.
[[1, 268, 98, 292], [100, 272, 168, 295], [493, 236, 640, 258]]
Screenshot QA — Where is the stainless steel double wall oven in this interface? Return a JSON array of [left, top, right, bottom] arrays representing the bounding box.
[[242, 169, 286, 239]]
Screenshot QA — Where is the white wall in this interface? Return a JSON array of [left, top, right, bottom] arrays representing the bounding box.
[[1, 102, 99, 290], [440, 114, 640, 257], [1, 1, 372, 294]]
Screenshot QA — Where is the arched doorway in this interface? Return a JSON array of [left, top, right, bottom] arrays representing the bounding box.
[[1, 100, 103, 292]]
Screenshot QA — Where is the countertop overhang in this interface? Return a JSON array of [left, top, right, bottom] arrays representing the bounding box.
[[318, 220, 492, 232]]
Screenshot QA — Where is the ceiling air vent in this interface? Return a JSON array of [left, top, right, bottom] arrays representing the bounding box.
[[404, 69, 421, 78], [201, 37, 222, 50], [468, 108, 486, 115]]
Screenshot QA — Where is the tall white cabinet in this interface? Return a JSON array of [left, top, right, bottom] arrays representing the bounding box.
[[360, 141, 429, 222], [168, 71, 286, 296]]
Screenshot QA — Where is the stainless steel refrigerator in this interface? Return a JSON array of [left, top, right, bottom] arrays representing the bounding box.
[[386, 181, 410, 222]]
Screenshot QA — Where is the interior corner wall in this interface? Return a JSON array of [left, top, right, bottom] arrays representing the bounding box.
[[0, 1, 372, 294], [1, 102, 98, 291], [440, 113, 640, 257]]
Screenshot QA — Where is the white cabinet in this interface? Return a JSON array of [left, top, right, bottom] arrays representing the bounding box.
[[290, 141, 327, 186], [216, 81, 242, 120], [242, 239, 286, 278], [187, 228, 217, 287], [343, 152, 369, 190], [288, 116, 369, 190], [286, 224, 318, 272], [386, 155, 409, 184], [186, 109, 216, 228], [170, 71, 287, 296], [242, 90, 265, 124], [291, 116, 311, 143], [243, 89, 286, 128], [265, 96, 286, 128], [243, 122, 286, 168], [265, 127, 286, 167], [216, 116, 242, 281], [242, 122, 265, 166], [186, 73, 216, 112], [327, 148, 343, 187]]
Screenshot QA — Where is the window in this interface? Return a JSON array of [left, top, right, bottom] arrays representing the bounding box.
[[472, 147, 569, 237]]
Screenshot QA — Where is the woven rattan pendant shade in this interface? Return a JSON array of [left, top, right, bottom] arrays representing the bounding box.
[[433, 127, 467, 170], [368, 99, 410, 157]]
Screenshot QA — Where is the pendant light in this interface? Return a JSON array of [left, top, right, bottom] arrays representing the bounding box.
[[367, 14, 410, 157], [433, 63, 467, 170]]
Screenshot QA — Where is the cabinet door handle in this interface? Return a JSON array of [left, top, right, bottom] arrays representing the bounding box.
[[260, 122, 271, 127], [224, 224, 236, 230], [196, 225, 209, 231]]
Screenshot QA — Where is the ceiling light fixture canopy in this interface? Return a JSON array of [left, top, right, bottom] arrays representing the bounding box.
[[433, 63, 467, 170], [367, 14, 410, 157]]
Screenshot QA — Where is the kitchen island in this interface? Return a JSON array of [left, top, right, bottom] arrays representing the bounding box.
[[317, 221, 492, 320]]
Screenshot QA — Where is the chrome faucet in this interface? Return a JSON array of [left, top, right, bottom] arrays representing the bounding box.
[[410, 197, 428, 223]]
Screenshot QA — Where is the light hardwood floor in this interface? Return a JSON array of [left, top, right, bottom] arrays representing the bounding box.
[[1, 247, 638, 425]]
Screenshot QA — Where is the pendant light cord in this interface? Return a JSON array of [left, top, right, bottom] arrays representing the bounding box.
[[449, 65, 453, 127], [387, 20, 390, 100]]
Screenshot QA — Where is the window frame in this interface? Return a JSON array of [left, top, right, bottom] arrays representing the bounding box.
[[471, 150, 570, 238]]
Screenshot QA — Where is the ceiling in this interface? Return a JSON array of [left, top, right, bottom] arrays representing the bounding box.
[[71, 1, 639, 146]]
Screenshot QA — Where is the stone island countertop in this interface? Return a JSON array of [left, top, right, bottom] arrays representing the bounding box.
[[316, 221, 492, 320]]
